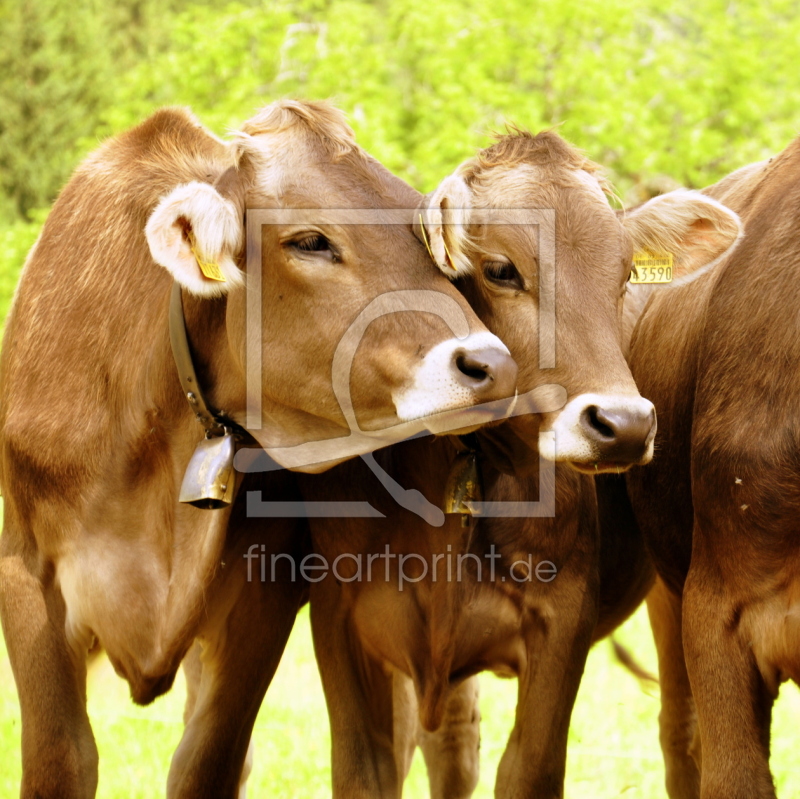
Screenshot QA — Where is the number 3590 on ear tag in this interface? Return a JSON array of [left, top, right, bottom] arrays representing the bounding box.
[[630, 251, 673, 283]]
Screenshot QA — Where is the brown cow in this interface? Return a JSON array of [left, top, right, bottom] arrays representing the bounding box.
[[0, 101, 518, 798], [626, 143, 800, 799], [295, 130, 742, 798]]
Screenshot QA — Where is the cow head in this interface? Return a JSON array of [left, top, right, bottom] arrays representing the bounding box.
[[418, 130, 741, 474], [146, 101, 517, 471]]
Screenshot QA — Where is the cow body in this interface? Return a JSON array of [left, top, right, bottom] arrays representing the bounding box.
[[299, 130, 741, 798], [627, 144, 800, 799], [0, 102, 517, 798], [302, 438, 598, 799]]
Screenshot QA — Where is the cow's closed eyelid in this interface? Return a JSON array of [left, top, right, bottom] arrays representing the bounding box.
[[285, 233, 340, 263], [483, 259, 525, 290]]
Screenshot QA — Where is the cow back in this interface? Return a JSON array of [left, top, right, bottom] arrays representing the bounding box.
[[0, 110, 231, 507]]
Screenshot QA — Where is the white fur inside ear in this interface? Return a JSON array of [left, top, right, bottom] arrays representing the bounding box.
[[422, 174, 474, 277], [146, 181, 244, 297]]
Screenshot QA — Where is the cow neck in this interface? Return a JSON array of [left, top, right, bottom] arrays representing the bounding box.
[[169, 282, 242, 439], [470, 423, 540, 476]]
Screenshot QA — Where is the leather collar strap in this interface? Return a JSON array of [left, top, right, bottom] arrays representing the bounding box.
[[169, 281, 228, 438]]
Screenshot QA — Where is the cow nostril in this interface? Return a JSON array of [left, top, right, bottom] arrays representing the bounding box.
[[578, 402, 657, 463], [585, 405, 615, 439], [451, 346, 518, 398], [455, 353, 491, 384]]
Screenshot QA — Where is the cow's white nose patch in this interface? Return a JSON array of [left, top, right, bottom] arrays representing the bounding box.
[[539, 392, 656, 464], [393, 331, 510, 422]]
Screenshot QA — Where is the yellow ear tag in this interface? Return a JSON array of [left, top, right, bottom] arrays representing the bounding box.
[[441, 236, 457, 272], [630, 251, 673, 284], [188, 231, 226, 283], [418, 213, 457, 272]]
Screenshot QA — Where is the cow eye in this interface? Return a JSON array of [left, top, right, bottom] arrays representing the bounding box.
[[291, 233, 330, 253], [485, 260, 523, 289], [286, 232, 340, 264]]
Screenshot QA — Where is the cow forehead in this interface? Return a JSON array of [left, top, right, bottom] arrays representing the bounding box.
[[471, 163, 610, 208], [236, 130, 400, 209], [471, 164, 626, 261], [572, 167, 610, 202]]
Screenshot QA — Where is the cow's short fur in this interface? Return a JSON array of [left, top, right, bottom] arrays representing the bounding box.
[[297, 130, 742, 798], [626, 141, 800, 799], [0, 101, 516, 799]]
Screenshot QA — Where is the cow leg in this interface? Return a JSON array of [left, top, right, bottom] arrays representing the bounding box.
[[167, 532, 304, 799], [182, 641, 257, 797], [682, 564, 776, 799], [181, 638, 203, 724], [184, 640, 254, 799], [418, 675, 480, 799], [389, 671, 480, 799], [310, 582, 401, 799], [179, 641, 256, 799], [494, 578, 597, 799], [0, 538, 98, 799], [391, 670, 423, 788], [647, 576, 701, 799]]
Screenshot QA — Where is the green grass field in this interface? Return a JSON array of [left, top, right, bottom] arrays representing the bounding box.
[[1, 604, 798, 798]]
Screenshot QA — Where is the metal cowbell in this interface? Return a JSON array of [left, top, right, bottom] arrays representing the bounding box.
[[443, 449, 483, 516], [179, 432, 236, 510]]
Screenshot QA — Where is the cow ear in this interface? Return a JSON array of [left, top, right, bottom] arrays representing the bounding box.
[[146, 179, 244, 297], [622, 190, 743, 285], [415, 174, 474, 277]]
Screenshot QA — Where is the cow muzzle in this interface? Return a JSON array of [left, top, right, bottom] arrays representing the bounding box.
[[392, 331, 518, 429], [539, 392, 656, 474]]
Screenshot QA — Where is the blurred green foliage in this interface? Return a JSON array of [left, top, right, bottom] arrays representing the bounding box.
[[0, 214, 44, 331], [0, 0, 185, 218], [90, 0, 800, 196], [1, 0, 799, 318]]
